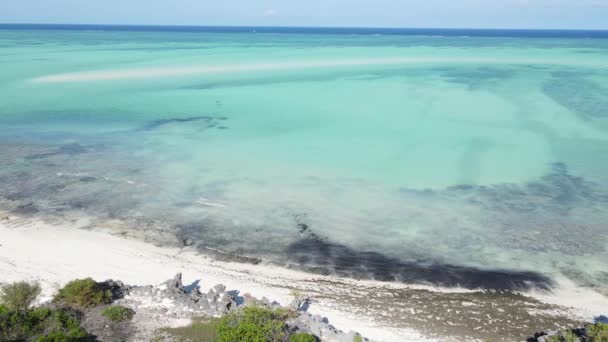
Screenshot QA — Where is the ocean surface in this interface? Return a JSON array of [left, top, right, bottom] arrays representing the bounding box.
[[1, 25, 607, 292]]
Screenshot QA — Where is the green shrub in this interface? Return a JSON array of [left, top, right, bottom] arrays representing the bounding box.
[[51, 308, 88, 339], [353, 334, 364, 342], [101, 305, 135, 322], [216, 306, 294, 342], [0, 307, 49, 339], [36, 327, 88, 342], [0, 281, 41, 311], [588, 323, 608, 342], [547, 330, 578, 342], [36, 330, 76, 342], [159, 317, 219, 342], [0, 306, 88, 341], [290, 332, 318, 342], [55, 278, 112, 308]]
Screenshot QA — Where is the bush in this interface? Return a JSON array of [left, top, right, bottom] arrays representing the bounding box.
[[55, 278, 112, 308], [101, 305, 135, 322], [547, 330, 578, 342], [216, 306, 295, 342], [51, 308, 89, 339], [37, 330, 84, 342], [353, 334, 364, 342], [0, 281, 41, 311], [0, 307, 50, 339], [0, 306, 89, 341], [588, 323, 608, 342], [290, 332, 318, 342]]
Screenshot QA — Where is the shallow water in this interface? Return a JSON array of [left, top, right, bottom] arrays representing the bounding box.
[[1, 26, 607, 292]]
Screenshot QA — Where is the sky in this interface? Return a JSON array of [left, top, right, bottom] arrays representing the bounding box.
[[1, 0, 608, 30]]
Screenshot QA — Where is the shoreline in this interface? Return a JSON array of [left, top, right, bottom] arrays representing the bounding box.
[[0, 215, 434, 342], [1, 214, 606, 341]]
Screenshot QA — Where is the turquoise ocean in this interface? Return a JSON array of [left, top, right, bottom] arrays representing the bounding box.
[[1, 25, 607, 292]]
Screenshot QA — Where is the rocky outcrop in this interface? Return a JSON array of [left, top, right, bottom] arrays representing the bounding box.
[[287, 313, 365, 342], [104, 273, 366, 342], [100, 279, 131, 300], [113, 273, 235, 341]]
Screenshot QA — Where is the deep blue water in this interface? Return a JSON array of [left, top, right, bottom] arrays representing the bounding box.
[[1, 23, 608, 38]]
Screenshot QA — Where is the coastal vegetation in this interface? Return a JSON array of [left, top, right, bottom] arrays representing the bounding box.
[[158, 307, 318, 342], [587, 323, 608, 342], [538, 323, 608, 342], [289, 333, 318, 342], [547, 330, 579, 342], [0, 281, 41, 311], [54, 278, 112, 308], [216, 306, 297, 342], [0, 304, 90, 341], [101, 305, 135, 322], [1, 277, 326, 342], [0, 279, 102, 341]]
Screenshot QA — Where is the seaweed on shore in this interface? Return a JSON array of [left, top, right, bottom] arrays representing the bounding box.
[[286, 233, 554, 291]]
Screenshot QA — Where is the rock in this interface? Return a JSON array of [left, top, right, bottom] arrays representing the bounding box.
[[242, 293, 256, 306], [160, 273, 186, 293], [213, 284, 226, 293], [288, 297, 311, 312], [596, 315, 608, 323], [100, 279, 131, 300], [171, 273, 184, 289], [287, 298, 301, 310], [188, 287, 202, 301], [219, 295, 236, 314], [103, 274, 367, 342]]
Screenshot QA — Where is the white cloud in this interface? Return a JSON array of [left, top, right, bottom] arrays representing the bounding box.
[[262, 9, 277, 17]]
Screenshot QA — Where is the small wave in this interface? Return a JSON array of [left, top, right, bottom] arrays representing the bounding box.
[[197, 198, 227, 208]]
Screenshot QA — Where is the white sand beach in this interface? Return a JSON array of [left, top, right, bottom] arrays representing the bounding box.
[[0, 216, 437, 342]]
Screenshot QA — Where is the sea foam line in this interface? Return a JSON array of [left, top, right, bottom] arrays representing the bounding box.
[[29, 57, 607, 83]]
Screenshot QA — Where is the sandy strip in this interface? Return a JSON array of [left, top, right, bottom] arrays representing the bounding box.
[[0, 218, 435, 342], [29, 57, 608, 83]]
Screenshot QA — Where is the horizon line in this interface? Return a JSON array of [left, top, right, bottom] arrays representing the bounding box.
[[1, 23, 608, 32]]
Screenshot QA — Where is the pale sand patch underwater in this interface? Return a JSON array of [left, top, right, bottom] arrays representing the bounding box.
[[29, 57, 608, 83], [1, 215, 606, 342]]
